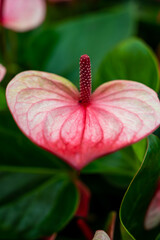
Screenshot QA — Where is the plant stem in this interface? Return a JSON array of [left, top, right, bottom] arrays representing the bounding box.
[[77, 219, 93, 240]]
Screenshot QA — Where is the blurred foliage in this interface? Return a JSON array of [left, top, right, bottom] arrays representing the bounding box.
[[0, 0, 160, 239], [120, 135, 160, 240], [95, 38, 159, 91], [19, 2, 136, 88]]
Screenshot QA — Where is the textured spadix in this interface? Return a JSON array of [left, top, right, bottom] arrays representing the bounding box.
[[0, 64, 6, 82], [6, 70, 160, 170], [0, 0, 46, 32]]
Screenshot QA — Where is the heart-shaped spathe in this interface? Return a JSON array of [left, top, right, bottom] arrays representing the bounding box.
[[6, 71, 160, 170]]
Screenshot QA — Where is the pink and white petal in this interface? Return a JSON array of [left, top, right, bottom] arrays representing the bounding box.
[[43, 106, 85, 168], [2, 0, 46, 32], [6, 71, 79, 111], [6, 71, 80, 166], [93, 230, 110, 240], [144, 181, 160, 230], [0, 64, 6, 82], [48, 0, 71, 2], [78, 106, 123, 167], [6, 74, 160, 170], [91, 80, 160, 155], [92, 80, 157, 101]]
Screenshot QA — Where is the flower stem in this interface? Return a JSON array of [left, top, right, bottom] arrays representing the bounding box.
[[77, 219, 93, 240]]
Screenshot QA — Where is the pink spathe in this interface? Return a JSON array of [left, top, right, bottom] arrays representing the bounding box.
[[0, 0, 46, 32], [48, 0, 71, 2], [6, 56, 160, 170], [0, 64, 6, 82]]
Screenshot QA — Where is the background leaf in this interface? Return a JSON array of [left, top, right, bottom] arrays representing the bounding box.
[[156, 234, 160, 240], [0, 172, 79, 239], [0, 111, 79, 239], [0, 87, 7, 111], [24, 3, 136, 87], [120, 135, 160, 240], [0, 111, 69, 170], [95, 38, 159, 91], [82, 139, 146, 188]]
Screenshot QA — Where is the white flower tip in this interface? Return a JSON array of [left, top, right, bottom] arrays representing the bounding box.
[[93, 230, 110, 240]]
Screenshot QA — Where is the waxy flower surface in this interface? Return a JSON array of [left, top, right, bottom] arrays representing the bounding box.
[[0, 0, 46, 32], [0, 64, 6, 82], [93, 230, 110, 240], [6, 55, 160, 170]]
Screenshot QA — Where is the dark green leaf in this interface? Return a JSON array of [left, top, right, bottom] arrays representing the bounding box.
[[0, 111, 79, 239], [0, 111, 69, 170], [0, 87, 7, 111], [25, 3, 136, 87], [0, 172, 79, 239], [95, 38, 159, 91], [120, 135, 160, 240], [82, 139, 146, 188], [156, 234, 160, 240]]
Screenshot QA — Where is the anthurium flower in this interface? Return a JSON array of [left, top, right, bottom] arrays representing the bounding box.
[[0, 0, 46, 32], [93, 230, 110, 240], [144, 181, 160, 230], [0, 63, 6, 82], [48, 0, 71, 2], [6, 55, 160, 170]]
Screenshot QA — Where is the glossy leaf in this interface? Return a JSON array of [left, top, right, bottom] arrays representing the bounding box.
[[0, 171, 78, 239], [156, 234, 160, 240], [83, 139, 146, 187], [95, 38, 159, 91], [82, 140, 144, 173], [1, 0, 46, 32], [25, 3, 136, 86], [6, 71, 160, 170], [0, 111, 69, 170], [120, 135, 160, 240]]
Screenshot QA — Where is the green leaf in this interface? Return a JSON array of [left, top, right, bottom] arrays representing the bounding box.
[[0, 111, 79, 238], [0, 111, 69, 170], [95, 38, 159, 91], [156, 234, 160, 240], [120, 135, 160, 240], [120, 224, 135, 240], [82, 139, 146, 188], [25, 3, 136, 87], [0, 172, 79, 239], [0, 87, 7, 111]]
